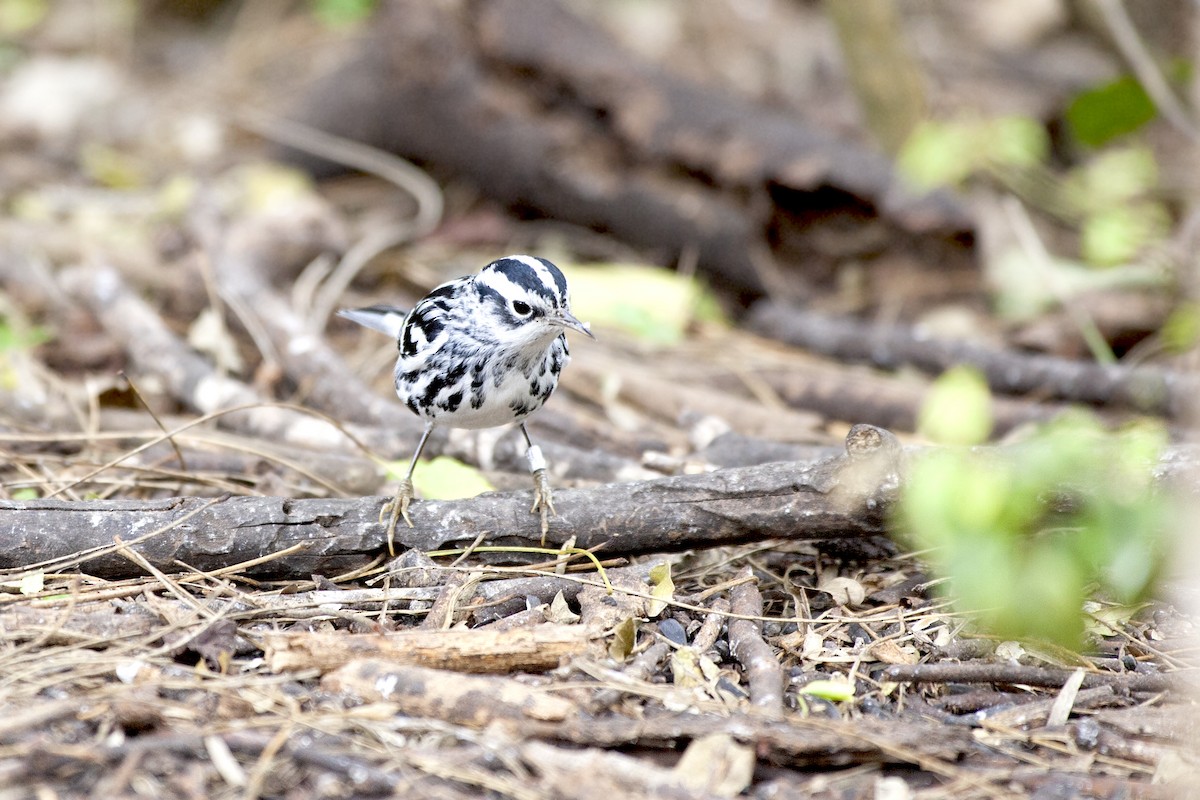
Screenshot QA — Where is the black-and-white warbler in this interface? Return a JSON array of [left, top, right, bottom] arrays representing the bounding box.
[[339, 255, 593, 545]]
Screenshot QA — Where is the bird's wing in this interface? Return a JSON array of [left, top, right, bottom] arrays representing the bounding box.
[[336, 305, 409, 339]]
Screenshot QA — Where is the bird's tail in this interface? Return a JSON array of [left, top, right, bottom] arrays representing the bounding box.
[[336, 305, 408, 339]]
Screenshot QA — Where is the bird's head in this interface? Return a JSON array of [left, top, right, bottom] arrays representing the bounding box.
[[474, 255, 593, 347]]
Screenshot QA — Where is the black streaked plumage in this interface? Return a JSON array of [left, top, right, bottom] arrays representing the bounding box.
[[337, 255, 592, 543]]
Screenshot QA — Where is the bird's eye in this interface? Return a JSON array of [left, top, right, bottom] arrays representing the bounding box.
[[512, 300, 532, 316]]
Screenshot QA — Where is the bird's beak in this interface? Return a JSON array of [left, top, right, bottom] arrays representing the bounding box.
[[554, 310, 595, 339]]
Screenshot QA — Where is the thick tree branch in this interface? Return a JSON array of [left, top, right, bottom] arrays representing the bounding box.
[[0, 436, 894, 580]]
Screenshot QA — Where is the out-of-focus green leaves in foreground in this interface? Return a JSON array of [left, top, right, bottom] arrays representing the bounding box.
[[559, 263, 725, 346], [897, 367, 1171, 649]]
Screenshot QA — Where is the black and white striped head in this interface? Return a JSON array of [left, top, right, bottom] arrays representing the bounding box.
[[473, 255, 592, 346]]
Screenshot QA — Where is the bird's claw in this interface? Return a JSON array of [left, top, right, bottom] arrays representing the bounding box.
[[530, 468, 556, 545], [380, 477, 415, 556]]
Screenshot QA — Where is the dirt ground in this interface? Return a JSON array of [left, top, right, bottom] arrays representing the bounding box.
[[0, 1, 1197, 798]]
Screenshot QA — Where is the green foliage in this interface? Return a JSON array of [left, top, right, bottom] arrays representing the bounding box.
[[0, 317, 50, 391], [1161, 302, 1200, 354], [898, 370, 1170, 649], [901, 95, 1173, 271], [917, 366, 992, 445], [987, 249, 1167, 323], [308, 0, 377, 28], [0, 0, 47, 36], [1061, 146, 1159, 212], [560, 262, 725, 345], [798, 679, 855, 703], [1063, 146, 1169, 266], [1080, 202, 1170, 267], [898, 116, 1048, 189], [1066, 63, 1191, 149], [0, 319, 48, 352], [1065, 74, 1158, 148], [79, 142, 147, 189]]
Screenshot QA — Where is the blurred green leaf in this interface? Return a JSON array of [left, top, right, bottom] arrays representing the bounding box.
[[0, 320, 49, 352], [1160, 303, 1200, 353], [224, 162, 317, 215], [0, 0, 47, 35], [559, 262, 725, 345], [898, 116, 1048, 189], [988, 246, 1167, 321], [79, 143, 147, 189], [1062, 146, 1160, 215], [401, 456, 494, 501], [898, 120, 977, 187], [1066, 74, 1157, 148], [10, 487, 38, 500], [10, 190, 54, 222], [0, 317, 50, 392], [157, 174, 198, 219], [987, 115, 1050, 169], [798, 679, 855, 702], [1080, 201, 1169, 266], [309, 0, 377, 27], [898, 410, 1170, 650], [917, 366, 992, 445], [1008, 546, 1086, 644]]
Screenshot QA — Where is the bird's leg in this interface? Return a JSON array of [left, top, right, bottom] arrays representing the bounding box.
[[381, 422, 434, 555], [521, 423, 555, 544]]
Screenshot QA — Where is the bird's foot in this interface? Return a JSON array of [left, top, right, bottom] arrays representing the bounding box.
[[530, 467, 556, 546], [380, 477, 415, 556]]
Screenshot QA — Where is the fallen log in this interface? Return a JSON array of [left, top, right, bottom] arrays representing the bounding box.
[[0, 426, 899, 580]]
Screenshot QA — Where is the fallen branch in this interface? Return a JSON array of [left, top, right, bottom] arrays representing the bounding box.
[[881, 662, 1173, 693], [0, 431, 895, 580], [727, 567, 784, 718], [728, 358, 1076, 436], [322, 660, 579, 723], [265, 624, 596, 674], [516, 710, 975, 769], [518, 739, 733, 800], [978, 685, 1116, 728], [749, 302, 1199, 418], [5, 425, 1195, 582]]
